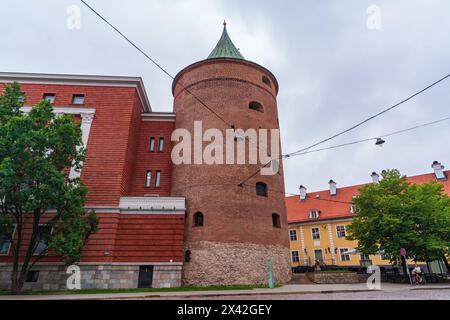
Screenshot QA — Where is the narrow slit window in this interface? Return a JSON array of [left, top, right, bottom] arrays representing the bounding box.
[[158, 137, 164, 152], [145, 171, 152, 188], [194, 212, 204, 227], [149, 137, 155, 152], [155, 170, 161, 188], [272, 213, 281, 228]]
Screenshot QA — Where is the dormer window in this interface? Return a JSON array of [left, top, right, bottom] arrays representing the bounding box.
[[350, 204, 357, 214], [309, 209, 320, 219]]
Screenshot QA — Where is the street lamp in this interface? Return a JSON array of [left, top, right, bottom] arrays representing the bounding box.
[[375, 138, 385, 146]]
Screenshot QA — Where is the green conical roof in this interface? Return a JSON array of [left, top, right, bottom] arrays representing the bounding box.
[[207, 21, 245, 60]]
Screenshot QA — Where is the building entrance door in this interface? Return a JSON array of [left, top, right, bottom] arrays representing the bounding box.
[[138, 266, 153, 288], [314, 249, 323, 264]]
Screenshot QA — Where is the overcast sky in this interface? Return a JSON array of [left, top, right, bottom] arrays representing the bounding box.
[[1, 0, 449, 193]]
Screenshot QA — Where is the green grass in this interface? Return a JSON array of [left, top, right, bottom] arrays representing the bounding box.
[[0, 283, 280, 296]]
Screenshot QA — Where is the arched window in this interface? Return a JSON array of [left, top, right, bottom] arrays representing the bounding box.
[[256, 182, 268, 197], [262, 75, 272, 87], [272, 213, 281, 228], [249, 101, 264, 113], [194, 212, 204, 227]]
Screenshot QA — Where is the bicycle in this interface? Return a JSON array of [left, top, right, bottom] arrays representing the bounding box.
[[412, 272, 426, 285]]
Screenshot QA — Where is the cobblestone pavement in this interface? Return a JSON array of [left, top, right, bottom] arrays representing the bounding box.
[[152, 288, 450, 300]]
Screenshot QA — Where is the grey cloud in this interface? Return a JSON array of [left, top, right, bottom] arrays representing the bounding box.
[[1, 0, 449, 193]]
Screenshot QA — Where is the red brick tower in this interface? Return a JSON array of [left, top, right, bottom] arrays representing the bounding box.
[[171, 23, 291, 285]]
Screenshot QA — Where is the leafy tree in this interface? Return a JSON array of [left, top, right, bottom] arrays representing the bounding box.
[[347, 169, 450, 273], [0, 83, 98, 294]]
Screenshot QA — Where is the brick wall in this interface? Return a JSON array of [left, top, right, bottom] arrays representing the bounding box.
[[128, 120, 175, 196]]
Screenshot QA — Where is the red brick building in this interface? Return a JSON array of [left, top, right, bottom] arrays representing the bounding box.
[[0, 23, 291, 290]]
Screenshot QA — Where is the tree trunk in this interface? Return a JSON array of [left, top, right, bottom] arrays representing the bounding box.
[[402, 256, 411, 282], [10, 209, 41, 294], [401, 256, 408, 275], [10, 217, 23, 295]]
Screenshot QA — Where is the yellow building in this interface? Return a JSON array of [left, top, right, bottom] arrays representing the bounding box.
[[286, 165, 450, 271]]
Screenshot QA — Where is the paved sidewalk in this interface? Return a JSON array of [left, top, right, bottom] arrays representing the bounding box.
[[1, 283, 449, 300]]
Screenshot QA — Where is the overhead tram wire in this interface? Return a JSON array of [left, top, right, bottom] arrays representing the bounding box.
[[80, 0, 271, 158], [240, 183, 353, 204], [79, 0, 450, 185], [79, 0, 233, 128], [237, 74, 450, 186], [287, 115, 450, 157]]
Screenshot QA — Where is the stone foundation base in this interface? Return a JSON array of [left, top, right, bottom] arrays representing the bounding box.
[[306, 271, 359, 284], [0, 264, 182, 291], [183, 241, 292, 286]]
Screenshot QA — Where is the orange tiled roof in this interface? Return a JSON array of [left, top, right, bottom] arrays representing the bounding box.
[[286, 170, 450, 224]]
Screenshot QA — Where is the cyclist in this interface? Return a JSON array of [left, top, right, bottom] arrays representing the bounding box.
[[412, 265, 424, 284]]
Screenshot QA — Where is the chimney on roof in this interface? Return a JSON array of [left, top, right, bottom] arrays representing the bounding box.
[[299, 185, 307, 201], [371, 172, 380, 183], [329, 180, 337, 196], [432, 161, 447, 181]]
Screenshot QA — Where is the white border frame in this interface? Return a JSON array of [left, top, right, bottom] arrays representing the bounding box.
[[289, 229, 297, 241], [311, 227, 321, 240], [335, 224, 346, 238], [291, 250, 300, 263], [339, 247, 351, 262], [32, 224, 53, 256], [0, 224, 16, 256]]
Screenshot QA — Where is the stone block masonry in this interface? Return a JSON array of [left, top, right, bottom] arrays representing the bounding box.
[[182, 241, 292, 286], [306, 271, 360, 284], [0, 264, 182, 291]]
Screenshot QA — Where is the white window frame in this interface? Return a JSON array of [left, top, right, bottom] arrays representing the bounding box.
[[336, 225, 346, 238], [0, 224, 16, 256], [311, 227, 320, 240], [33, 225, 53, 256], [291, 250, 300, 263], [289, 229, 297, 241], [350, 204, 357, 213], [339, 247, 350, 262]]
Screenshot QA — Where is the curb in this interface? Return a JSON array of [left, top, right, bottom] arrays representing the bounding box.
[[104, 289, 382, 300]]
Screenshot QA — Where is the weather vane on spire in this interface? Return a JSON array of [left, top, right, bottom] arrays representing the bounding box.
[[223, 20, 227, 27]]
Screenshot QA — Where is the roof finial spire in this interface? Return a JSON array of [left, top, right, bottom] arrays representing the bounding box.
[[207, 21, 245, 60]]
